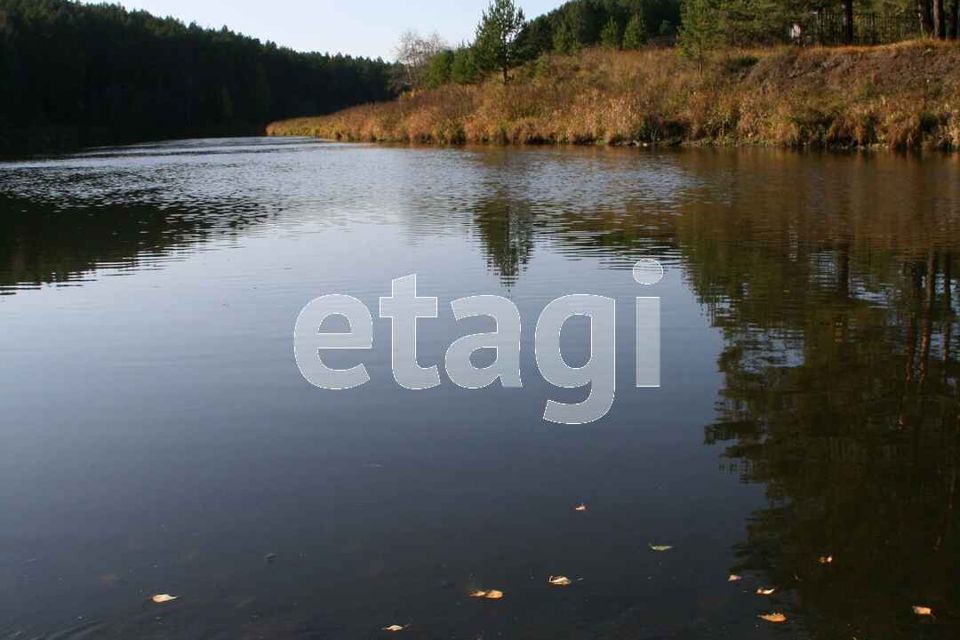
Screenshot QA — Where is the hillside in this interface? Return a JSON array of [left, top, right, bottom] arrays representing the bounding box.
[[268, 41, 960, 150]]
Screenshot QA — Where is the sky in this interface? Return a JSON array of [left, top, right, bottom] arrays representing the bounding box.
[[87, 1, 561, 61]]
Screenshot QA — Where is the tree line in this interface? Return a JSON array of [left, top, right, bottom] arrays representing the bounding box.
[[402, 0, 683, 90], [678, 0, 958, 48], [402, 0, 956, 92], [0, 0, 396, 154]]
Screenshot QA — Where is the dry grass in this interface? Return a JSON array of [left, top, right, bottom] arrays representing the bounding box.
[[267, 41, 960, 150]]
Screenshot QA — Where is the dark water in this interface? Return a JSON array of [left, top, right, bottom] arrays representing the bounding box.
[[1, 138, 959, 639]]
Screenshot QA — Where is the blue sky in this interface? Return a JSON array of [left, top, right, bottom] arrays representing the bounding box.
[[90, 1, 561, 60]]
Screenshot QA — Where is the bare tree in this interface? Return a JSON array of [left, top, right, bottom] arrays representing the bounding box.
[[392, 30, 447, 91]]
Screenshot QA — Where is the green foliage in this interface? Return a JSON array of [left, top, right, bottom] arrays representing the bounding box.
[[622, 13, 648, 49], [553, 19, 581, 53], [708, 0, 924, 48], [0, 0, 395, 154], [424, 50, 455, 89], [715, 0, 799, 46], [561, 0, 602, 44], [678, 0, 721, 71], [474, 0, 527, 82], [520, 0, 680, 59], [515, 18, 554, 61], [451, 46, 481, 84], [600, 16, 623, 48]]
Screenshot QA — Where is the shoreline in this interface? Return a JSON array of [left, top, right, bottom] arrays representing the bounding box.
[[268, 41, 960, 152], [281, 135, 955, 154]]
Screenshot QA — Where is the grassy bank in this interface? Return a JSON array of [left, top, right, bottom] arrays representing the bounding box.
[[268, 41, 960, 150]]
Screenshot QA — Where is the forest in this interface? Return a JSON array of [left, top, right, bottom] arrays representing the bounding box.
[[410, 0, 955, 91], [0, 0, 396, 154], [2, 0, 958, 155]]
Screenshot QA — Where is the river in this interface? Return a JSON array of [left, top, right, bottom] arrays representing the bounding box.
[[1, 138, 958, 638]]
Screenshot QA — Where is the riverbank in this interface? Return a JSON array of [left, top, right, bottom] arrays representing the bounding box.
[[267, 41, 960, 151]]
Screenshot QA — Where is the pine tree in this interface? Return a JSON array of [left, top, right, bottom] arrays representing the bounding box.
[[622, 13, 647, 50], [678, 0, 720, 72], [451, 46, 480, 84], [474, 0, 526, 83], [600, 16, 623, 49], [424, 50, 454, 89], [552, 19, 580, 54]]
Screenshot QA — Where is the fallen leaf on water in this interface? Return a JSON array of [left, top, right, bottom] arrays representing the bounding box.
[[818, 555, 834, 564], [913, 606, 933, 616], [649, 544, 673, 552], [484, 589, 504, 600], [728, 574, 742, 582], [757, 587, 777, 596], [575, 504, 588, 512], [759, 613, 787, 623], [151, 594, 178, 604], [548, 575, 572, 586], [382, 624, 406, 632]]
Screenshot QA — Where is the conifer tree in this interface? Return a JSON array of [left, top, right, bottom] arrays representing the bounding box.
[[678, 0, 720, 72], [622, 13, 648, 49], [600, 16, 623, 48], [474, 0, 526, 82]]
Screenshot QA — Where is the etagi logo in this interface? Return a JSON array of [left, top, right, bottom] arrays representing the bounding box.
[[294, 259, 663, 425]]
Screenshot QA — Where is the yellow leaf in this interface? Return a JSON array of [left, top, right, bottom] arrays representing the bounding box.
[[728, 574, 742, 582], [469, 590, 488, 598], [548, 575, 572, 586], [913, 606, 933, 616], [484, 589, 504, 600], [649, 544, 673, 552], [759, 613, 787, 623], [150, 594, 178, 604], [818, 555, 834, 564], [382, 624, 406, 632], [575, 504, 588, 512], [756, 587, 777, 596]]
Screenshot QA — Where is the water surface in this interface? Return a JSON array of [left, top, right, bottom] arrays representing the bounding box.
[[1, 139, 959, 639]]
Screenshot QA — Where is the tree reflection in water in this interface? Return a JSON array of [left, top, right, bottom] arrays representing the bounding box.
[[489, 150, 960, 638]]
